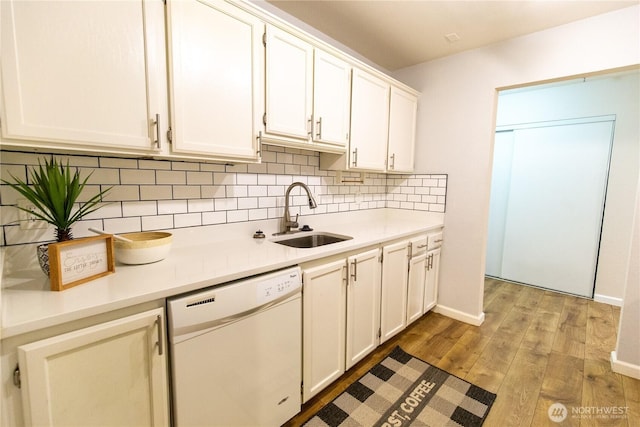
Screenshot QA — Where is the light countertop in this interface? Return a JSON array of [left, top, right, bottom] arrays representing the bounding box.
[[0, 209, 444, 339]]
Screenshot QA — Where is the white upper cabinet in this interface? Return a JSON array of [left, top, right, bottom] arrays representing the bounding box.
[[264, 26, 314, 140], [0, 0, 166, 154], [347, 69, 390, 171], [264, 26, 351, 152], [166, 0, 262, 161], [312, 50, 351, 148], [387, 86, 418, 173]]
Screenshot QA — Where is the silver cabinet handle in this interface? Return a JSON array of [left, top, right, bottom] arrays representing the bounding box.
[[350, 259, 358, 282], [307, 115, 313, 137], [154, 113, 161, 149], [155, 315, 163, 356], [256, 131, 263, 157], [352, 147, 358, 167], [315, 116, 322, 139], [417, 244, 427, 249], [389, 153, 395, 170]]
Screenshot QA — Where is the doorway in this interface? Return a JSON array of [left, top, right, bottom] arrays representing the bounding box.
[[486, 117, 614, 297]]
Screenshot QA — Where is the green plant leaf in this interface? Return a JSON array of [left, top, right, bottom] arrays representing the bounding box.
[[1, 156, 111, 240]]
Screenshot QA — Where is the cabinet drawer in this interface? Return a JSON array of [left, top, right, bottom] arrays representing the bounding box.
[[427, 231, 443, 250]]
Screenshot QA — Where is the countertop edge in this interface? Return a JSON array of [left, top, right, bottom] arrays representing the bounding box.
[[1, 210, 444, 339]]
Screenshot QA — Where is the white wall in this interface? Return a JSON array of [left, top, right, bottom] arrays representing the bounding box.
[[494, 72, 639, 304], [393, 5, 640, 328], [612, 176, 640, 379]]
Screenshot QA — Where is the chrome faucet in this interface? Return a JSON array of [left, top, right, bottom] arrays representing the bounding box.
[[280, 182, 318, 234]]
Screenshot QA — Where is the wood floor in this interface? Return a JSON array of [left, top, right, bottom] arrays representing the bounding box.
[[284, 278, 640, 426]]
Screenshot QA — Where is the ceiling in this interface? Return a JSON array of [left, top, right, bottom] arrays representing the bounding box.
[[264, 0, 639, 71]]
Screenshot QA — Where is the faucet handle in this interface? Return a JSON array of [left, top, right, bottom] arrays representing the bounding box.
[[292, 213, 299, 228]]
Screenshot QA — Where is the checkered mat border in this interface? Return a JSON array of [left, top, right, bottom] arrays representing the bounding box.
[[303, 346, 496, 427]]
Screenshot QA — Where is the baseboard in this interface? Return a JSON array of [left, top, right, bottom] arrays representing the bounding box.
[[610, 351, 640, 379], [594, 294, 623, 307], [433, 304, 485, 326]]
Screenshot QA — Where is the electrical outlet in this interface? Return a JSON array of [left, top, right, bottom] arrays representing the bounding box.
[[17, 199, 48, 230]]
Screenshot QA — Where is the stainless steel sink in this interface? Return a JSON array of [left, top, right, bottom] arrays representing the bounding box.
[[272, 232, 352, 248]]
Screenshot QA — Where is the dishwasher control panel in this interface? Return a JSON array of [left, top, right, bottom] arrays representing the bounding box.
[[256, 269, 301, 305]]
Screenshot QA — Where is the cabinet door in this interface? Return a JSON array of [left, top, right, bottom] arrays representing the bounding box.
[[302, 260, 347, 402], [380, 241, 409, 343], [349, 69, 390, 171], [167, 0, 262, 160], [312, 50, 351, 147], [17, 308, 169, 427], [387, 87, 418, 173], [346, 248, 381, 369], [407, 253, 427, 324], [1, 0, 164, 153], [424, 248, 441, 313], [265, 26, 313, 139]]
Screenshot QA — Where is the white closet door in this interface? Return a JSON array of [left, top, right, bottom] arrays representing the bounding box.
[[486, 131, 514, 277], [500, 120, 613, 297]]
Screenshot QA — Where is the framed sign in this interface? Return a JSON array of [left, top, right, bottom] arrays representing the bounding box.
[[48, 235, 115, 291]]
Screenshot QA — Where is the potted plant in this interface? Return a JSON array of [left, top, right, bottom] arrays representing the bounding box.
[[2, 156, 110, 275]]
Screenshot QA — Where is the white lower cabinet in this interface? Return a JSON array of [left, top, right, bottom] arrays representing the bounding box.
[[424, 231, 443, 313], [302, 248, 381, 402], [380, 241, 409, 343], [407, 235, 428, 325], [424, 247, 441, 313], [302, 259, 347, 403], [16, 308, 169, 427], [345, 248, 382, 369]]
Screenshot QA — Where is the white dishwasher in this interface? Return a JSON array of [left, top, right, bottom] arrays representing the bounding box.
[[167, 267, 302, 427]]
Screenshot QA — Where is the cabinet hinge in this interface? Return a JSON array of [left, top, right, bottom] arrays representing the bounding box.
[[13, 364, 21, 389], [262, 32, 267, 47], [166, 127, 173, 143]]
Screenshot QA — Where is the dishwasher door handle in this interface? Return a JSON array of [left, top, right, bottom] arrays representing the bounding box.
[[173, 287, 301, 340]]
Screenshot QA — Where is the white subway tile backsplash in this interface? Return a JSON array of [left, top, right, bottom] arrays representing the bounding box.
[[122, 169, 155, 185], [157, 170, 186, 185], [138, 159, 171, 170], [202, 211, 226, 225], [104, 185, 140, 201], [248, 185, 268, 197], [158, 200, 188, 215], [227, 209, 249, 223], [142, 214, 174, 231], [123, 201, 158, 217], [102, 157, 139, 169], [214, 198, 238, 211], [214, 172, 235, 186], [140, 185, 172, 200], [248, 208, 268, 221], [201, 185, 226, 199], [187, 171, 214, 185], [174, 213, 202, 228], [267, 162, 285, 175], [238, 197, 258, 210], [172, 162, 199, 171], [173, 185, 201, 199], [0, 145, 446, 246], [188, 199, 214, 213], [237, 173, 258, 185], [83, 168, 120, 184], [104, 216, 141, 234]]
